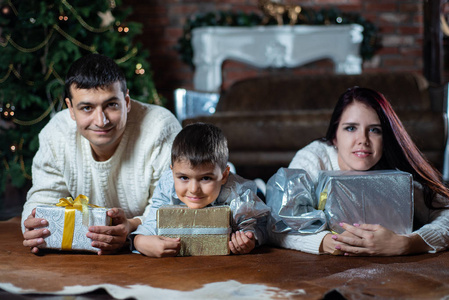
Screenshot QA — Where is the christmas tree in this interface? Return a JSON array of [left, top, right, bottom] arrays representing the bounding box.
[[0, 0, 161, 207]]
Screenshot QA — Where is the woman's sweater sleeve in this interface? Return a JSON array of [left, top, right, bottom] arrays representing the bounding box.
[[413, 183, 449, 253], [268, 230, 331, 254]]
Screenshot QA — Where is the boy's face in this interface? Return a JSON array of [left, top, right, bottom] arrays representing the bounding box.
[[171, 159, 230, 209]]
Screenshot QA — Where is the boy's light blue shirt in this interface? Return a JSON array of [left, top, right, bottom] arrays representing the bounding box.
[[130, 169, 270, 248]]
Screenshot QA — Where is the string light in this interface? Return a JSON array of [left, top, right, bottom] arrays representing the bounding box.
[[117, 25, 129, 33], [1, 103, 15, 121], [135, 63, 145, 75], [116, 20, 129, 33], [1, 5, 10, 15]]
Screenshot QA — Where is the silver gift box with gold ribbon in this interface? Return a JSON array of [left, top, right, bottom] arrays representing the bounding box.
[[35, 195, 111, 252], [157, 205, 231, 256], [316, 170, 414, 234]]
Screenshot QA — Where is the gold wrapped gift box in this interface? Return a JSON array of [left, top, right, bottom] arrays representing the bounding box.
[[157, 205, 231, 256]]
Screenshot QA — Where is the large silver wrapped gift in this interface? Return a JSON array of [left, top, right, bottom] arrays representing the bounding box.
[[316, 170, 414, 234], [35, 196, 111, 252], [266, 168, 326, 234]]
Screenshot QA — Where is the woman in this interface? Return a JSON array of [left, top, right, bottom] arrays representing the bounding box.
[[269, 87, 449, 256]]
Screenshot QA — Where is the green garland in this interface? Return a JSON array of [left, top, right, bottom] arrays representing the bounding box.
[[176, 7, 381, 67]]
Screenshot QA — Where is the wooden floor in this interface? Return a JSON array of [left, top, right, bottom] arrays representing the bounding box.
[[1, 217, 449, 299]]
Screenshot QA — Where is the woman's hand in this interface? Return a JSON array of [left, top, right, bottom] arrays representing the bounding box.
[[330, 222, 415, 256], [321, 230, 360, 254]]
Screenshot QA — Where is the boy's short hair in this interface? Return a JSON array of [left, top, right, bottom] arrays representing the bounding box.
[[65, 53, 127, 103], [171, 123, 229, 171]]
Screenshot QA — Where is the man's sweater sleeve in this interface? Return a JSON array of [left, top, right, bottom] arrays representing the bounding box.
[[21, 124, 71, 233]]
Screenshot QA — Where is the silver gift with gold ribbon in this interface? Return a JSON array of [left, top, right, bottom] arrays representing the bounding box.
[[35, 195, 111, 252]]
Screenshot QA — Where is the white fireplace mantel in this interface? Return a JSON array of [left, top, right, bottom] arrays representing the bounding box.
[[192, 24, 364, 92]]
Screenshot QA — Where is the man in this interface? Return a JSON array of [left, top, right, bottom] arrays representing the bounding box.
[[22, 54, 181, 254]]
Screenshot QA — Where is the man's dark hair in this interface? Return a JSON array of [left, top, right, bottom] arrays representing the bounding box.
[[65, 53, 127, 103], [171, 123, 229, 171]]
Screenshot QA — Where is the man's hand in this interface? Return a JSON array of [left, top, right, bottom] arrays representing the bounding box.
[[229, 230, 256, 255], [23, 208, 50, 254], [87, 208, 140, 255], [133, 235, 181, 257]]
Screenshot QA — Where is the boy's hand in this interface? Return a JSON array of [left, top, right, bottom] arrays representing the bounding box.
[[229, 230, 256, 255], [134, 235, 181, 258]]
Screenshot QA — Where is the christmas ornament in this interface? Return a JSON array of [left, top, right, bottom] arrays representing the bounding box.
[[258, 0, 302, 25], [98, 10, 115, 27]]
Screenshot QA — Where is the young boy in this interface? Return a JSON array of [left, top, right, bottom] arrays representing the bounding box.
[[129, 123, 270, 257]]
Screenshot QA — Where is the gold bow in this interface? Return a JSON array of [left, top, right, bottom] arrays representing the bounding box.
[[56, 195, 100, 250], [317, 189, 339, 244]]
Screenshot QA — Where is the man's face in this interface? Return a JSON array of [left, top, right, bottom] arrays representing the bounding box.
[[172, 160, 230, 209], [65, 82, 131, 161]]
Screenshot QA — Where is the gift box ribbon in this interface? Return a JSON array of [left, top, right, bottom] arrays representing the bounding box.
[[158, 227, 232, 236], [317, 189, 340, 237], [56, 195, 101, 250], [318, 189, 328, 211]]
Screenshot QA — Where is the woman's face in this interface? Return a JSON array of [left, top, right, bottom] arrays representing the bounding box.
[[333, 101, 383, 171]]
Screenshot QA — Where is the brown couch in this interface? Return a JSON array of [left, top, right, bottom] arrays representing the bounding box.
[[184, 72, 446, 181]]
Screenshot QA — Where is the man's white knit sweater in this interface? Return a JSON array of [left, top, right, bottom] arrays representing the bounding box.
[[269, 140, 449, 254], [21, 100, 181, 232]]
